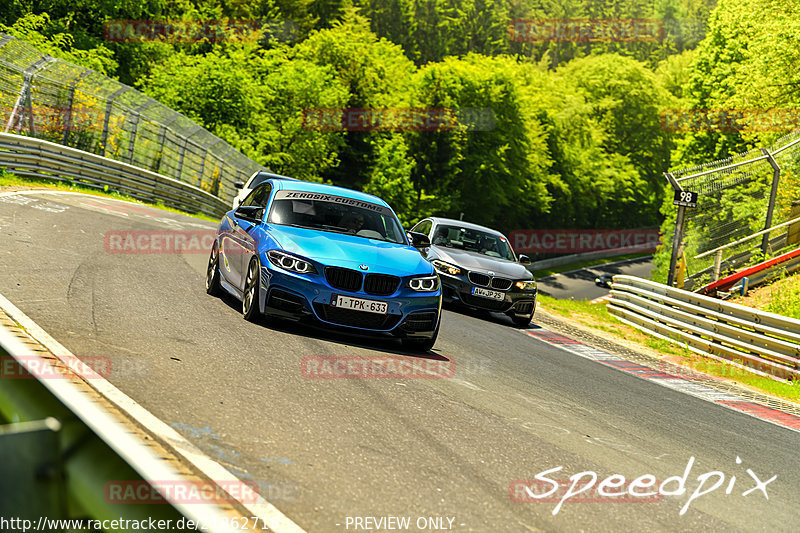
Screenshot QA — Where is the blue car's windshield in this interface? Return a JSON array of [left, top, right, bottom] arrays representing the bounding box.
[[432, 224, 516, 261], [268, 191, 406, 244]]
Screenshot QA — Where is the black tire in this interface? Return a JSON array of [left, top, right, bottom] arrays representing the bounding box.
[[511, 306, 535, 328], [402, 319, 440, 353], [205, 243, 222, 296], [242, 257, 262, 322]]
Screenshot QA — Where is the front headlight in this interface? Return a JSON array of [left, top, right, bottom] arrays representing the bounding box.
[[408, 275, 440, 292], [267, 250, 317, 274], [431, 259, 462, 276], [515, 280, 537, 291]]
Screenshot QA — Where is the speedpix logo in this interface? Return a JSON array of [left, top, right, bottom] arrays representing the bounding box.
[[510, 456, 776, 515]]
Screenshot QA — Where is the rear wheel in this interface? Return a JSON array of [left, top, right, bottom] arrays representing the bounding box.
[[242, 258, 262, 322], [205, 244, 222, 296]]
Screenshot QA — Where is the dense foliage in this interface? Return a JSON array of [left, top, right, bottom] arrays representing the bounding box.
[[7, 0, 793, 240]]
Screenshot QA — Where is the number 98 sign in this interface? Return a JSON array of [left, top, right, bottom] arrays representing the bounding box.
[[673, 190, 698, 208]]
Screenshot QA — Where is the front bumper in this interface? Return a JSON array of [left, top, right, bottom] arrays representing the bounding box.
[[439, 274, 536, 317], [257, 266, 441, 339]]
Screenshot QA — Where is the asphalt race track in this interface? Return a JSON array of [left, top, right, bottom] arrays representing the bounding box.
[[536, 258, 655, 301], [1, 190, 798, 532]]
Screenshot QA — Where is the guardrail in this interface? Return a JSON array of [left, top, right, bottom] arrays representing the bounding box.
[[607, 275, 800, 382], [0, 320, 248, 530], [0, 131, 230, 218]]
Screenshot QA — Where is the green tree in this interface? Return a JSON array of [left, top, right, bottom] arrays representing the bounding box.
[[559, 53, 673, 224], [410, 54, 553, 230]]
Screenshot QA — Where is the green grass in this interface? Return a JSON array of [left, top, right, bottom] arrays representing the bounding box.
[[531, 252, 651, 278], [765, 277, 800, 319], [0, 170, 219, 223], [537, 294, 800, 401]]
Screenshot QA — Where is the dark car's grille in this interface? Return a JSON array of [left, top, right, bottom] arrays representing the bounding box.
[[313, 303, 402, 330], [400, 312, 438, 332], [325, 266, 362, 292], [468, 271, 512, 291], [490, 277, 513, 291], [461, 293, 511, 312], [364, 274, 401, 296], [467, 272, 491, 286]]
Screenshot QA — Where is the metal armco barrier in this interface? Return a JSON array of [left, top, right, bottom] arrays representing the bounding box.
[[0, 312, 252, 532], [0, 131, 229, 218], [608, 275, 800, 382]]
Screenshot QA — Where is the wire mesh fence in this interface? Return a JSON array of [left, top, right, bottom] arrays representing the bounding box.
[[662, 130, 800, 289], [0, 34, 264, 206]]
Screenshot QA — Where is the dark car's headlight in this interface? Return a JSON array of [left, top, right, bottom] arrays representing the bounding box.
[[515, 280, 537, 291], [408, 275, 440, 292], [431, 259, 462, 276], [267, 250, 317, 274]]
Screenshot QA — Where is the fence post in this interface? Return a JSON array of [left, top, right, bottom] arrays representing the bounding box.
[[100, 87, 127, 156], [4, 55, 55, 134], [788, 200, 800, 246], [62, 69, 91, 145], [714, 249, 722, 281], [180, 126, 203, 180], [664, 172, 686, 287], [126, 100, 155, 164], [761, 149, 781, 255]]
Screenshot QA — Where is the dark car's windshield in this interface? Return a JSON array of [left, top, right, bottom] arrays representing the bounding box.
[[268, 190, 406, 244], [432, 224, 515, 261]]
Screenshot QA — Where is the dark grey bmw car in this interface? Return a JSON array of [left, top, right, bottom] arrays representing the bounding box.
[[409, 217, 537, 327]]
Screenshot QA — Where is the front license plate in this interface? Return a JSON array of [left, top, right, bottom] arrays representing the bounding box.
[[471, 286, 505, 301], [332, 295, 388, 314]]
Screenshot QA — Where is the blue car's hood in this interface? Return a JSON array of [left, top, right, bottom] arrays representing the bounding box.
[[269, 225, 433, 276]]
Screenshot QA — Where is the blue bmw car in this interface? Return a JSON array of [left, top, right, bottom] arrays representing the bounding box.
[[205, 178, 442, 351]]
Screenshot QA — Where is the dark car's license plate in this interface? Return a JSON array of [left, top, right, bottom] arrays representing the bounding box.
[[471, 287, 504, 300]]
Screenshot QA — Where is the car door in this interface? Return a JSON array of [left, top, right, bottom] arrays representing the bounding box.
[[226, 184, 271, 291]]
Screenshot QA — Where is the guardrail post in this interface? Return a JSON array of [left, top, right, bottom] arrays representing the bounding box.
[[0, 418, 66, 519], [761, 149, 781, 255], [714, 250, 722, 281]]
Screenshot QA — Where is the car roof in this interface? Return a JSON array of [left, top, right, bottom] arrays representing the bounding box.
[[272, 179, 392, 208], [426, 217, 508, 237], [250, 170, 296, 180]]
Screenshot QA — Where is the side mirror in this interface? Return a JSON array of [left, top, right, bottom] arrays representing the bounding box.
[[234, 181, 245, 190], [235, 206, 264, 222], [407, 231, 431, 249], [518, 254, 531, 265]]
